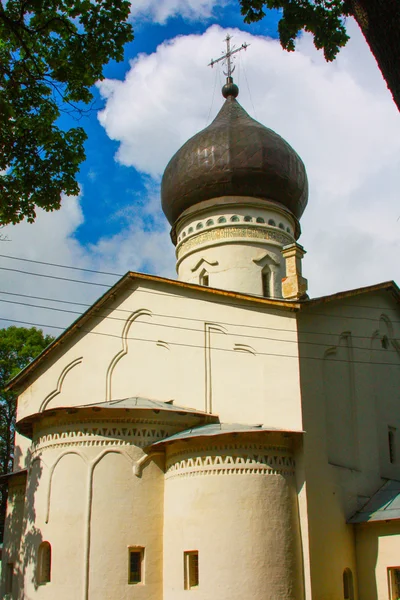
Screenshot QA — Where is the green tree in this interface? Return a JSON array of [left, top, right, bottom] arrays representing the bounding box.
[[0, 326, 54, 540], [239, 0, 400, 111], [0, 0, 133, 226]]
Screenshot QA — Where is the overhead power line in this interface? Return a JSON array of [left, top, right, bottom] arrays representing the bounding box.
[[1, 315, 399, 368]]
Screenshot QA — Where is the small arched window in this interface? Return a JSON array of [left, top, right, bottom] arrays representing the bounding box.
[[206, 219, 214, 226], [286, 227, 291, 234], [343, 568, 354, 600], [182, 231, 186, 238], [256, 217, 265, 224], [244, 215, 252, 222], [230, 215, 240, 222], [38, 542, 51, 584], [268, 219, 275, 226], [262, 268, 271, 298], [218, 216, 227, 224], [188, 227, 193, 234], [196, 222, 203, 230], [278, 222, 285, 230]]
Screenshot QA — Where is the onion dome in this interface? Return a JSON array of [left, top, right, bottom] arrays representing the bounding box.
[[161, 80, 308, 225]]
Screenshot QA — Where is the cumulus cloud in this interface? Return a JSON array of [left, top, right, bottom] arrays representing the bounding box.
[[129, 0, 227, 24], [0, 186, 175, 333], [98, 22, 400, 297]]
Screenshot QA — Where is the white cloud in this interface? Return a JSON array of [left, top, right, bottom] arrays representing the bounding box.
[[2, 20, 400, 338], [0, 186, 175, 333], [129, 0, 227, 24], [98, 22, 400, 297]]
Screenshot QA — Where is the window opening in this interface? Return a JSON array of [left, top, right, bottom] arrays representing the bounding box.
[[206, 219, 214, 226], [388, 567, 400, 599], [129, 548, 144, 584], [38, 542, 51, 584], [196, 222, 203, 230], [343, 568, 354, 600], [200, 271, 209, 287], [262, 269, 270, 297], [188, 227, 193, 234], [230, 215, 240, 222], [279, 222, 285, 229], [5, 563, 13, 594], [389, 427, 396, 464], [184, 551, 199, 589], [218, 216, 226, 224], [244, 215, 252, 222], [268, 219, 275, 226], [256, 217, 265, 223]]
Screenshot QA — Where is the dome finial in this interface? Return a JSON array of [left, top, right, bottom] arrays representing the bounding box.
[[208, 34, 249, 99]]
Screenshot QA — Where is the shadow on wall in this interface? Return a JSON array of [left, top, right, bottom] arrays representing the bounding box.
[[2, 443, 44, 599]]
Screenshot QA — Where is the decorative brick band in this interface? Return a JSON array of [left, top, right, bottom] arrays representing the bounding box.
[[177, 225, 292, 259], [165, 443, 295, 479], [31, 418, 187, 455]]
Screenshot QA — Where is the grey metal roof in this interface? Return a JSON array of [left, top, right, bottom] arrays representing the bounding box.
[[16, 397, 217, 438], [161, 95, 308, 225], [82, 397, 212, 416], [151, 422, 303, 446], [348, 480, 400, 524]]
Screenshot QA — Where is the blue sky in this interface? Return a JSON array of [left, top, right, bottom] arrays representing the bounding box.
[[1, 0, 400, 333], [75, 2, 281, 246]]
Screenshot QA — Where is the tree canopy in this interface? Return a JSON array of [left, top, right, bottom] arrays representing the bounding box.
[[0, 0, 133, 226], [239, 0, 400, 112], [0, 326, 54, 539]]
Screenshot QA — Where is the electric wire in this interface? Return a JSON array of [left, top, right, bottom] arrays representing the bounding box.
[[0, 253, 398, 312], [1, 289, 394, 343], [1, 315, 398, 367], [1, 296, 397, 352]]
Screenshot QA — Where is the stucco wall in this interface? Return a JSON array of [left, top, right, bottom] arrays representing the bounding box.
[[297, 290, 400, 600], [356, 521, 400, 600], [163, 432, 304, 600]]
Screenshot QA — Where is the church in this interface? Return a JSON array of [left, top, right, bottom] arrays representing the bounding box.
[[1, 57, 400, 600]]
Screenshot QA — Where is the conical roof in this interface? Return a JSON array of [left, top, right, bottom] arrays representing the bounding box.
[[161, 91, 308, 225]]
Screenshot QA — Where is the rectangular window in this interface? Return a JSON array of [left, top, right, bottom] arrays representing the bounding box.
[[389, 427, 396, 464], [184, 551, 199, 590], [388, 567, 400, 599], [128, 548, 144, 584], [5, 563, 13, 594], [262, 271, 270, 297]]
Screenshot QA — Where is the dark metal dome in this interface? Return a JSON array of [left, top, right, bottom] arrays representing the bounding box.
[[161, 94, 308, 225]]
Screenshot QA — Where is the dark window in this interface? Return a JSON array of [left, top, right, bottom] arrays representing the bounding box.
[[244, 215, 252, 222], [268, 219, 275, 226], [343, 568, 354, 600], [262, 271, 270, 297], [184, 551, 199, 589], [5, 563, 13, 594], [129, 548, 144, 584], [389, 427, 396, 464], [218, 216, 226, 224], [38, 542, 51, 584], [230, 215, 240, 222], [388, 567, 400, 599], [256, 217, 265, 223]]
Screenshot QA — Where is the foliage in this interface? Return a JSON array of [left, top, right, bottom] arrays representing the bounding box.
[[0, 0, 134, 226], [0, 326, 54, 539], [240, 0, 352, 61]]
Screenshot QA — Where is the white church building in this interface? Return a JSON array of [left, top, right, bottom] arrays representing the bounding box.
[[2, 70, 400, 600]]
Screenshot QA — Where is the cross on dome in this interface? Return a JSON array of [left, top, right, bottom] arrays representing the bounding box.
[[208, 34, 249, 98]]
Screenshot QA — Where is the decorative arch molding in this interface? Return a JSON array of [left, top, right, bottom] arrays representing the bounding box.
[[46, 450, 89, 523], [190, 257, 219, 273], [40, 357, 83, 412], [204, 322, 227, 414], [371, 313, 400, 355], [233, 343, 256, 356], [105, 309, 152, 401], [252, 250, 280, 267], [323, 331, 358, 469]]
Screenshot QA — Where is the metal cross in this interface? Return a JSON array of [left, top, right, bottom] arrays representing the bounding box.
[[208, 34, 249, 78]]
